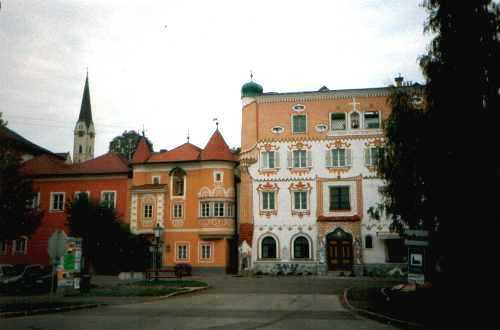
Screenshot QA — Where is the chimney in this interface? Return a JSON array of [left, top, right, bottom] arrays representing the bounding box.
[[395, 75, 404, 87]]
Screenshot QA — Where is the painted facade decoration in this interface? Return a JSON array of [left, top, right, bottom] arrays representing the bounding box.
[[238, 78, 423, 275], [129, 129, 238, 274]]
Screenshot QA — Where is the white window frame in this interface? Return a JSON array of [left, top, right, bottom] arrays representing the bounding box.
[[292, 191, 308, 211], [226, 202, 234, 218], [29, 192, 40, 209], [291, 114, 307, 134], [365, 147, 382, 166], [328, 148, 352, 168], [175, 242, 190, 262], [100, 191, 117, 209], [261, 151, 278, 170], [330, 112, 347, 131], [172, 174, 186, 197], [291, 235, 313, 260], [143, 204, 153, 219], [199, 242, 214, 263], [261, 191, 276, 211], [152, 176, 161, 184], [12, 237, 28, 255], [363, 111, 381, 129], [200, 201, 211, 217], [50, 192, 65, 212], [213, 202, 225, 217], [293, 150, 307, 168], [173, 203, 183, 219]]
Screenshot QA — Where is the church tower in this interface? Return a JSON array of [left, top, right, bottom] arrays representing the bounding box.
[[73, 72, 95, 163]]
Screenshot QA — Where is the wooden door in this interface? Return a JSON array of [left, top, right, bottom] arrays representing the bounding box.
[[327, 239, 353, 270]]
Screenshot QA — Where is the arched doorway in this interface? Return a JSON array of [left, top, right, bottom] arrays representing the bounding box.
[[326, 228, 353, 271]]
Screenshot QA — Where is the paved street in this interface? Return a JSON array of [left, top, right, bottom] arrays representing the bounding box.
[[1, 276, 399, 330]]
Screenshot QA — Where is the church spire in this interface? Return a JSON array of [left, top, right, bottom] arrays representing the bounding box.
[[78, 71, 93, 127]]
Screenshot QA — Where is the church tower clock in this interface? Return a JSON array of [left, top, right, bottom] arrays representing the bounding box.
[[73, 72, 95, 163]]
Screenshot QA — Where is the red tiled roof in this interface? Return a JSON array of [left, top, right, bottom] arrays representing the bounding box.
[[22, 152, 129, 176], [131, 137, 152, 163], [200, 129, 236, 161], [148, 143, 202, 163]]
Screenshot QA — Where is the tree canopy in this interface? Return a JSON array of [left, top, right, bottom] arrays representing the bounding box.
[[0, 114, 43, 240], [109, 130, 153, 161], [66, 195, 151, 274]]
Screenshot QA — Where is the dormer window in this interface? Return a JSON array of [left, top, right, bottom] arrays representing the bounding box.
[[364, 111, 380, 129], [331, 113, 346, 130]]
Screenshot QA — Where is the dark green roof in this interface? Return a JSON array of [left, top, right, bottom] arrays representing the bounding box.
[[78, 73, 93, 126], [241, 80, 263, 97]]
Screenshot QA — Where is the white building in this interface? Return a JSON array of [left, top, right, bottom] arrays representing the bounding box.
[[238, 78, 421, 275]]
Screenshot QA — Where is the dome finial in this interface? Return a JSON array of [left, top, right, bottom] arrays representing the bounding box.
[[250, 70, 254, 81]]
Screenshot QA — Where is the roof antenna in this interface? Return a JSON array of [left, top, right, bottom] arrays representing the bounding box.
[[141, 125, 146, 137], [187, 128, 190, 143]]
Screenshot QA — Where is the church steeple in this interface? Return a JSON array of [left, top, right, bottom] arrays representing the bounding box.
[[73, 72, 95, 163]]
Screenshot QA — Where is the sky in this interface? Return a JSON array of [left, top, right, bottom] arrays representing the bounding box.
[[0, 0, 431, 156]]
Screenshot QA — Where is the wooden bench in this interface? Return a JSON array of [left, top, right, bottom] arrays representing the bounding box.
[[145, 268, 182, 280]]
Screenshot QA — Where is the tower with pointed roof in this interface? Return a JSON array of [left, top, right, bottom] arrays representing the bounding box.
[[73, 73, 95, 163]]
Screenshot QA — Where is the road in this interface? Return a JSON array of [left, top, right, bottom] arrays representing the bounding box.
[[1, 276, 398, 330]]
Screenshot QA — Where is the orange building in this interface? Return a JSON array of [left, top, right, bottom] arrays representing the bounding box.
[[0, 153, 130, 265], [130, 129, 238, 274]]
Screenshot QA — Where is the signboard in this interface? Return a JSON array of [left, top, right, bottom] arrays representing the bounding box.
[[405, 229, 429, 285], [48, 230, 67, 261]]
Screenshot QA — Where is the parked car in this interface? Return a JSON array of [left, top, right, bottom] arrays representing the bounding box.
[[0, 264, 15, 279], [0, 264, 53, 294]]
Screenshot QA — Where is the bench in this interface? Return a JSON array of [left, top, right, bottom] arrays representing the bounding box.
[[145, 268, 182, 280]]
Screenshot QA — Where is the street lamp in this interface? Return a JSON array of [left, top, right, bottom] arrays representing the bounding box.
[[153, 224, 164, 281]]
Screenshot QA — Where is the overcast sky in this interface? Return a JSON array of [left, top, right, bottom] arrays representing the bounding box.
[[0, 0, 430, 156]]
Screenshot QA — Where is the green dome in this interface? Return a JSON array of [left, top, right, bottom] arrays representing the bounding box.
[[241, 80, 263, 97]]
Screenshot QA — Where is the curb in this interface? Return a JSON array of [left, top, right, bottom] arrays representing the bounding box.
[[141, 286, 210, 303], [342, 288, 426, 329], [0, 303, 100, 319]]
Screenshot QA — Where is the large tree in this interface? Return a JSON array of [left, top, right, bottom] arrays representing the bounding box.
[[0, 113, 42, 240], [66, 195, 150, 274], [109, 130, 153, 161]]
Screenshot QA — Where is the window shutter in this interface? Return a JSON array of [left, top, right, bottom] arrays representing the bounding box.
[[364, 148, 370, 166], [307, 151, 312, 168], [287, 151, 293, 168], [260, 152, 265, 169], [275, 151, 280, 168], [346, 149, 352, 167], [325, 150, 332, 168]]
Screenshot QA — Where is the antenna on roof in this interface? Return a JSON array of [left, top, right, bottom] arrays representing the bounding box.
[[141, 125, 146, 137], [187, 128, 190, 143]]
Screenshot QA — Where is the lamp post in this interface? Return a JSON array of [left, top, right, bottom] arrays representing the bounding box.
[[153, 224, 164, 281]]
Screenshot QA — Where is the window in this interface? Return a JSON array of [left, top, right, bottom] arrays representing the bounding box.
[[329, 149, 352, 167], [75, 191, 90, 200], [29, 192, 40, 209], [365, 147, 383, 166], [364, 111, 380, 129], [200, 243, 212, 261], [293, 237, 310, 259], [50, 193, 65, 211], [262, 191, 275, 210], [213, 202, 224, 217], [293, 150, 307, 168], [272, 126, 284, 134], [0, 241, 7, 255], [365, 235, 373, 249], [173, 204, 183, 218], [331, 113, 346, 130], [350, 112, 360, 129], [177, 244, 189, 261], [292, 104, 305, 112], [214, 172, 223, 183], [101, 191, 116, 209], [13, 237, 27, 255], [329, 186, 351, 211], [293, 191, 308, 210], [226, 203, 234, 218], [292, 115, 307, 133], [173, 172, 185, 196], [261, 237, 277, 259], [152, 176, 161, 184], [261, 151, 277, 169], [144, 204, 153, 219], [79, 145, 83, 153], [201, 202, 211, 217]]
